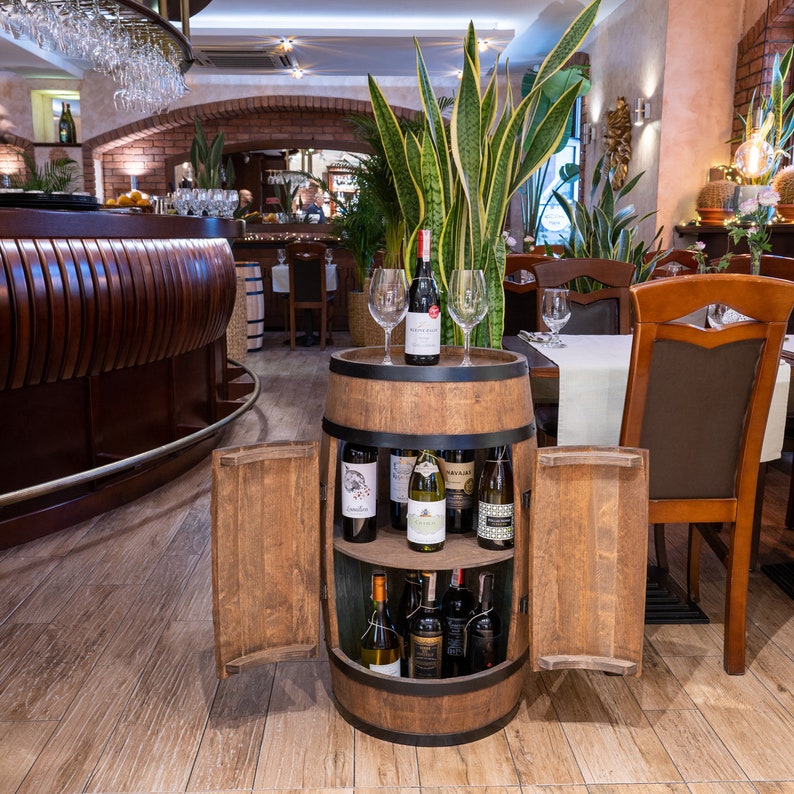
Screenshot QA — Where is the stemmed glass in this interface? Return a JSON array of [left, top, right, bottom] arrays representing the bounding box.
[[447, 269, 488, 366], [368, 268, 409, 365], [325, 248, 334, 266], [540, 288, 571, 348], [276, 249, 286, 265]]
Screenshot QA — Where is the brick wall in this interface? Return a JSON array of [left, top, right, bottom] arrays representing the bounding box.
[[0, 135, 35, 182], [733, 0, 794, 148], [83, 95, 415, 200]]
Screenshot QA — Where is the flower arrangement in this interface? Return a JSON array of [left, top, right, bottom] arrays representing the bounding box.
[[721, 188, 780, 273], [686, 241, 708, 272]]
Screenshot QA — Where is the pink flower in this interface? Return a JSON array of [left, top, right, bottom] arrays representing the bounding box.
[[738, 196, 759, 215], [758, 189, 780, 207]]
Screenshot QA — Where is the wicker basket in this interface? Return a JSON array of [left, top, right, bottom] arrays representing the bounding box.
[[348, 278, 406, 347], [226, 275, 248, 362]]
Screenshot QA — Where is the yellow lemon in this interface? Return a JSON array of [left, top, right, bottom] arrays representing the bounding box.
[[129, 190, 142, 202], [106, 197, 117, 206], [118, 195, 133, 206]]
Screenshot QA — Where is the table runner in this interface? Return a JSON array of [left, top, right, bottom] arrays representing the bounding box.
[[528, 334, 789, 463]]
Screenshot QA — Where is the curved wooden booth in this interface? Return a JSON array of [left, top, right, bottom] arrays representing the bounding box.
[[0, 209, 246, 548]]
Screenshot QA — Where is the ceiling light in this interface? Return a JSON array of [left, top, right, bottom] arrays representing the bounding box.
[[281, 37, 294, 52], [291, 66, 304, 79], [477, 39, 489, 52]]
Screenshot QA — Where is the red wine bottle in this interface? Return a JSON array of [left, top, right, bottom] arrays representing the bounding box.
[[468, 571, 502, 673], [395, 570, 422, 676], [389, 449, 417, 530], [404, 229, 441, 365], [442, 568, 476, 677], [341, 442, 378, 543], [440, 449, 475, 533], [409, 571, 445, 678]]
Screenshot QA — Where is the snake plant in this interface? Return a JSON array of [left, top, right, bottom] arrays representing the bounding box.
[[367, 0, 600, 347]]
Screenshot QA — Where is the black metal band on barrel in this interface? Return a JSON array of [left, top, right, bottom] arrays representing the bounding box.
[[329, 646, 529, 697], [321, 419, 536, 449], [329, 351, 529, 383]]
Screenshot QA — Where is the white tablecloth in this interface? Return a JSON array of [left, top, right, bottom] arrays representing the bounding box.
[[529, 334, 790, 463], [271, 264, 337, 293]]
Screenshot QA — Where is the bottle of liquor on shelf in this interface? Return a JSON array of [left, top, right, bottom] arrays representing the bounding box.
[[395, 569, 422, 676], [406, 450, 446, 552], [404, 228, 441, 365], [58, 102, 70, 144], [65, 103, 77, 143], [440, 449, 475, 533], [341, 442, 378, 543], [476, 446, 514, 550], [409, 571, 445, 678], [389, 448, 417, 530], [360, 570, 402, 677], [441, 568, 476, 677], [468, 571, 502, 673]]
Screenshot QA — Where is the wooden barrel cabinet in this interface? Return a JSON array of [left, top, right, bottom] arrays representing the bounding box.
[[212, 346, 538, 744]]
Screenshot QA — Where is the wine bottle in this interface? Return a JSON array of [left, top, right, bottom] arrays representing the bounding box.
[[58, 102, 70, 143], [476, 446, 514, 550], [468, 571, 502, 673], [389, 449, 417, 530], [360, 570, 402, 677], [441, 568, 476, 677], [406, 450, 446, 552], [65, 103, 76, 143], [440, 449, 475, 533], [404, 228, 441, 365], [341, 442, 378, 543], [395, 570, 422, 676], [409, 571, 445, 678]]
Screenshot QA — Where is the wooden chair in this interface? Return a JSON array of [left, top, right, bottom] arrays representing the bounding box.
[[529, 258, 634, 444], [531, 258, 635, 334], [648, 249, 699, 278], [285, 241, 334, 350], [502, 253, 554, 336], [619, 273, 794, 674]]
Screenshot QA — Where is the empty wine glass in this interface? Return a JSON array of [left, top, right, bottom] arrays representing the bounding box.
[[276, 248, 286, 265], [325, 248, 333, 266], [541, 288, 571, 348], [368, 268, 409, 365], [447, 269, 488, 366]]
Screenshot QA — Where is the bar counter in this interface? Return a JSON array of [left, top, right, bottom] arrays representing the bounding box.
[[0, 208, 246, 547]]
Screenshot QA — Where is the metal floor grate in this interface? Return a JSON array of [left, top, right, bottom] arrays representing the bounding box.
[[644, 568, 710, 625]]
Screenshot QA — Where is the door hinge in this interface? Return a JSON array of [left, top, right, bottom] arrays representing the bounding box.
[[521, 489, 532, 509], [519, 594, 529, 614], [320, 482, 327, 502]]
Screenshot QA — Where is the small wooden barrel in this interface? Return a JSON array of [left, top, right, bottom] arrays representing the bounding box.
[[321, 346, 536, 744], [235, 261, 265, 351]]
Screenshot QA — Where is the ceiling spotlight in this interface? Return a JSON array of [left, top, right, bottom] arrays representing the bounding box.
[[477, 39, 488, 52], [281, 37, 294, 52], [291, 66, 304, 79], [456, 69, 463, 80]]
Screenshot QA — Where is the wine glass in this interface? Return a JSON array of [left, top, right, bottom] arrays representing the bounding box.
[[368, 268, 409, 365], [276, 248, 286, 265], [540, 288, 571, 348], [325, 248, 334, 266], [447, 269, 488, 366]]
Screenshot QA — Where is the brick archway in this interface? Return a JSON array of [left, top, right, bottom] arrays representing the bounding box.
[[84, 94, 415, 199]]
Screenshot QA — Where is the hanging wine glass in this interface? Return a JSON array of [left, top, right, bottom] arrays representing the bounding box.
[[540, 288, 571, 348], [368, 268, 409, 365], [447, 269, 488, 366]]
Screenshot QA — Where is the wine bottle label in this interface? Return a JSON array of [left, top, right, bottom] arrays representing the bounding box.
[[413, 459, 439, 477], [445, 616, 467, 657], [410, 634, 443, 677], [368, 658, 402, 677], [341, 461, 377, 518], [406, 498, 446, 545], [444, 461, 474, 508], [404, 309, 441, 355], [477, 502, 514, 540], [390, 453, 417, 503]]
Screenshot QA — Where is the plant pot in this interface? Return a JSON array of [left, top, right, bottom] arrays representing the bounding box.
[[777, 204, 794, 222], [697, 208, 734, 225]]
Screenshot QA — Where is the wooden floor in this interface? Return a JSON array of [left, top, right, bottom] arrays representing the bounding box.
[[2, 331, 794, 794]]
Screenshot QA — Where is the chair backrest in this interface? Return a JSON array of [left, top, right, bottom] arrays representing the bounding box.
[[504, 253, 555, 277], [718, 253, 794, 279], [531, 258, 635, 334], [287, 250, 326, 306], [620, 274, 794, 502], [648, 249, 699, 278]]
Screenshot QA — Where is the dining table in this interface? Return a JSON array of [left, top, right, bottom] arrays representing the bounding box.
[[271, 263, 338, 346]]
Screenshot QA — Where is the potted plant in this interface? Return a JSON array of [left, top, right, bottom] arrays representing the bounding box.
[[695, 179, 737, 225], [771, 164, 794, 221], [10, 150, 79, 193], [553, 154, 663, 285], [368, 1, 600, 348], [190, 117, 235, 189]]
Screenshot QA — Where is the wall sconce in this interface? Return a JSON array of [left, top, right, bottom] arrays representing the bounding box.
[[581, 122, 596, 145], [130, 174, 138, 191], [633, 98, 651, 126]]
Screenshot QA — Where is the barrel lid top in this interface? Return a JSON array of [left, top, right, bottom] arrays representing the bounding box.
[[329, 346, 528, 382]]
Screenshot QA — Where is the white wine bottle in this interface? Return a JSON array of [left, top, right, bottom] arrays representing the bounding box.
[[409, 571, 445, 678], [389, 448, 417, 530], [441, 568, 476, 677], [440, 449, 475, 533], [404, 228, 441, 365], [341, 442, 378, 543], [476, 446, 514, 550], [406, 450, 446, 552], [360, 570, 402, 676], [468, 571, 502, 673], [58, 102, 70, 143]]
